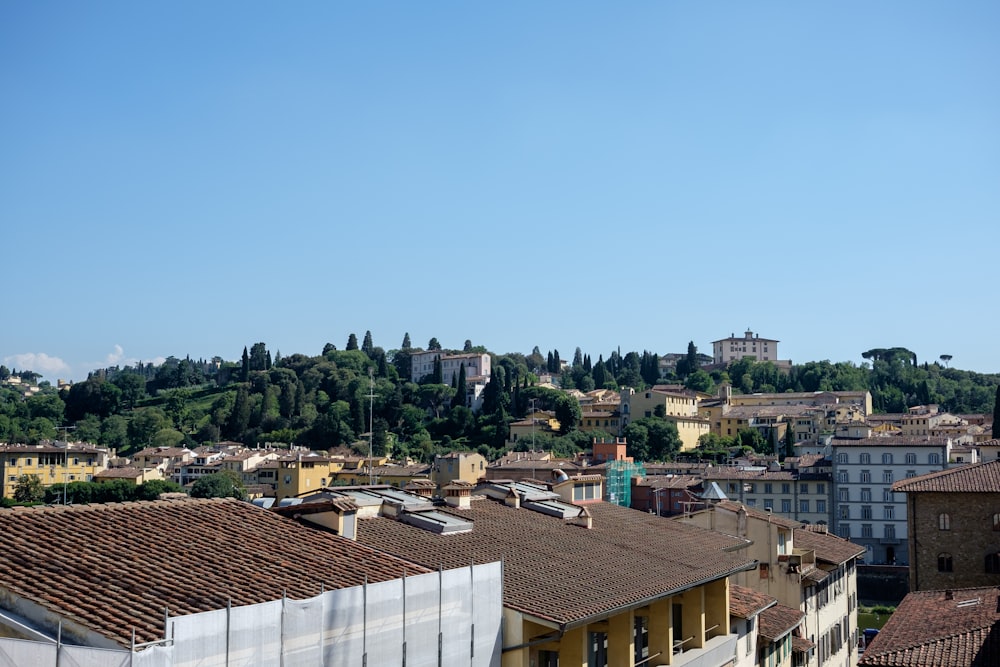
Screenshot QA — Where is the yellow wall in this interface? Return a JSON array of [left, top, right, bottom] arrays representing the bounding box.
[[1, 447, 109, 498]]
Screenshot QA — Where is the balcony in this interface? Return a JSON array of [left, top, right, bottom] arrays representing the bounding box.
[[656, 633, 736, 667]]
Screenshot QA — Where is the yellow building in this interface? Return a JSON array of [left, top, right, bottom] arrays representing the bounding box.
[[308, 479, 757, 667], [430, 451, 487, 489], [0, 443, 111, 498], [275, 453, 344, 500], [578, 411, 621, 435]]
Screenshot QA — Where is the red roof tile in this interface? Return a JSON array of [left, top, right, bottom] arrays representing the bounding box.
[[729, 584, 776, 619], [859, 587, 1000, 667], [354, 496, 756, 628], [758, 603, 805, 641], [891, 460, 1000, 493], [0, 498, 424, 647]]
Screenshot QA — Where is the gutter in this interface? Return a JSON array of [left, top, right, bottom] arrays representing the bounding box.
[[520, 558, 760, 636]]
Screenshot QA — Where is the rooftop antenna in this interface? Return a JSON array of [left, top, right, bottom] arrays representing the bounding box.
[[367, 368, 376, 485]]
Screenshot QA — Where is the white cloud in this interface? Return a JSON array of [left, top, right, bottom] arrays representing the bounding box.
[[3, 352, 71, 377], [105, 344, 125, 365]]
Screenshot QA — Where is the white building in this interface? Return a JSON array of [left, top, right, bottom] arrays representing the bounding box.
[[409, 351, 491, 385], [830, 424, 952, 565], [713, 330, 781, 365]]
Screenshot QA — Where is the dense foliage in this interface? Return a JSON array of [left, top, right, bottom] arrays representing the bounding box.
[[0, 340, 996, 464]]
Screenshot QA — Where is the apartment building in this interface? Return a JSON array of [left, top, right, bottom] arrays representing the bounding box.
[[677, 501, 865, 667], [328, 478, 756, 667], [701, 463, 833, 527], [0, 442, 111, 498], [830, 424, 952, 565], [620, 385, 710, 451]]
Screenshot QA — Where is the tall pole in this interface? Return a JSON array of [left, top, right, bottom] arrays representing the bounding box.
[[368, 368, 375, 485]]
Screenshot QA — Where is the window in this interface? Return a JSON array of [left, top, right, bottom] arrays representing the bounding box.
[[817, 500, 827, 513], [764, 483, 773, 494], [905, 453, 916, 464], [860, 453, 871, 464], [929, 453, 940, 464], [800, 499, 810, 513], [800, 483, 809, 494], [906, 470, 917, 479], [861, 488, 872, 502], [840, 523, 851, 538], [938, 553, 953, 572], [634, 615, 649, 662], [837, 453, 848, 464], [860, 470, 871, 483], [885, 524, 896, 539], [782, 483, 790, 494], [781, 499, 791, 513], [861, 506, 872, 520], [993, 514, 1000, 531], [882, 470, 893, 483], [838, 471, 849, 483], [883, 506, 894, 520], [986, 553, 1000, 574], [764, 499, 773, 511], [839, 505, 850, 519], [862, 524, 873, 538], [939, 513, 950, 530], [839, 488, 849, 501], [884, 489, 894, 502], [817, 483, 826, 494], [882, 453, 893, 464]]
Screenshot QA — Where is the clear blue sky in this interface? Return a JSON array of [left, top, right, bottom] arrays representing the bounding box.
[[2, 2, 998, 382]]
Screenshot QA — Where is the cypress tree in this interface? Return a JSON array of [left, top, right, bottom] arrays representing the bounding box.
[[451, 363, 467, 409], [240, 347, 249, 383], [402, 332, 412, 349], [346, 333, 359, 351], [432, 356, 443, 384], [546, 351, 554, 373], [993, 385, 1000, 439], [362, 330, 374, 357]]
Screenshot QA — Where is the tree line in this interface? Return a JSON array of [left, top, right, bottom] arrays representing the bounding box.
[[1, 337, 997, 465]]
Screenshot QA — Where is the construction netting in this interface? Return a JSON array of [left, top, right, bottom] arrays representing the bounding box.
[[605, 460, 646, 507], [0, 561, 502, 667]]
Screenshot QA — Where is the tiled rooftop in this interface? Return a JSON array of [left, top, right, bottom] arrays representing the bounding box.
[[758, 603, 804, 641], [859, 587, 1000, 667], [792, 528, 866, 565], [353, 495, 756, 628], [892, 460, 1000, 493], [729, 584, 776, 619], [714, 500, 801, 529], [830, 436, 951, 447], [0, 498, 424, 647]]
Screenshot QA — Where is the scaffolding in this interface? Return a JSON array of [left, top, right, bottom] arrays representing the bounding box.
[[604, 460, 646, 507]]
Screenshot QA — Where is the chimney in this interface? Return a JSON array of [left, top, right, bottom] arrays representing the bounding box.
[[569, 507, 593, 529], [443, 482, 472, 509]]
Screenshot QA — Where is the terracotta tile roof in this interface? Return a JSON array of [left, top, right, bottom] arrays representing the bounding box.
[[792, 528, 866, 565], [891, 460, 1000, 493], [702, 468, 797, 481], [831, 436, 951, 447], [859, 587, 1000, 667], [758, 603, 804, 641], [93, 467, 145, 479], [714, 500, 801, 529], [0, 498, 423, 647], [792, 635, 816, 652], [353, 496, 756, 628], [636, 475, 702, 490], [729, 584, 776, 619]]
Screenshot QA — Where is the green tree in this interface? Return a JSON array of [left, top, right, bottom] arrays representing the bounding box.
[[554, 394, 581, 435], [75, 414, 102, 443], [135, 479, 183, 500], [346, 334, 359, 351], [100, 414, 129, 449], [993, 385, 1000, 439], [112, 372, 146, 410], [127, 408, 171, 449], [685, 370, 715, 394], [190, 471, 246, 499], [428, 337, 442, 351], [241, 347, 250, 382], [362, 330, 375, 357], [402, 332, 412, 349], [13, 474, 44, 503], [451, 363, 467, 409]]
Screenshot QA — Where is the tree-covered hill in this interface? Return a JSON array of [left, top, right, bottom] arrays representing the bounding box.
[[0, 337, 996, 462]]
